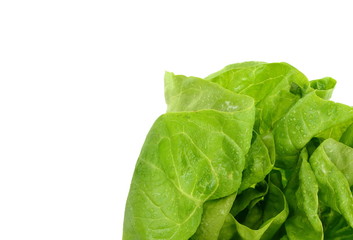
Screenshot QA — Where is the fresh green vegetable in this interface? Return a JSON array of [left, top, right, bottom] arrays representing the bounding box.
[[123, 62, 353, 240]]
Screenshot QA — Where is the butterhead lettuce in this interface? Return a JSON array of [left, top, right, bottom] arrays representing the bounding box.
[[123, 62, 353, 240]]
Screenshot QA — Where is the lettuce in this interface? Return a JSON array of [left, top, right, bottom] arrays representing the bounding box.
[[123, 62, 353, 240]]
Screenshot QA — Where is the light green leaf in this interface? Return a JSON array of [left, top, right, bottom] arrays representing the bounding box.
[[231, 181, 268, 217], [309, 139, 353, 227], [164, 72, 254, 114], [204, 61, 267, 80], [205, 62, 310, 133], [319, 139, 353, 186], [164, 71, 255, 155], [273, 92, 353, 168], [310, 77, 336, 100], [284, 149, 323, 240], [123, 108, 255, 240], [233, 180, 289, 240], [239, 133, 275, 192], [124, 61, 353, 239], [340, 123, 353, 148], [191, 193, 236, 240], [218, 214, 237, 240]]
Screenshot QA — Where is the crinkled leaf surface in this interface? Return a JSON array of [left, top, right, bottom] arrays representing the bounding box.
[[123, 109, 255, 240], [319, 139, 353, 186], [231, 181, 268, 217], [273, 92, 353, 168], [190, 193, 236, 240], [309, 139, 353, 227], [232, 179, 289, 240], [321, 208, 353, 240], [123, 61, 353, 240], [164, 72, 254, 114], [309, 77, 336, 100], [284, 149, 323, 240], [205, 62, 310, 133], [239, 133, 275, 192], [218, 213, 237, 240]]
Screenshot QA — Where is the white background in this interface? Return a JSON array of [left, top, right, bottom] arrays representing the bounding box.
[[0, 0, 352, 239]]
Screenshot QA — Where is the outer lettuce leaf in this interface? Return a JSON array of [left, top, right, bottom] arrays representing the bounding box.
[[163, 70, 262, 240], [309, 139, 353, 227], [205, 61, 267, 80], [205, 62, 310, 133], [123, 108, 255, 240], [165, 71, 273, 193], [125, 74, 256, 240], [164, 72, 255, 154], [273, 92, 353, 168], [164, 72, 254, 114], [284, 149, 323, 240], [190, 193, 236, 240]]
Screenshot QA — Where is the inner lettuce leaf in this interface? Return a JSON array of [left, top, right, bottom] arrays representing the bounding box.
[[340, 123, 353, 148], [284, 149, 323, 240], [123, 61, 353, 240], [309, 77, 337, 100], [321, 208, 353, 240], [231, 181, 269, 217], [239, 133, 275, 192], [218, 213, 238, 240], [309, 139, 353, 227], [190, 193, 236, 240], [222, 177, 288, 240]]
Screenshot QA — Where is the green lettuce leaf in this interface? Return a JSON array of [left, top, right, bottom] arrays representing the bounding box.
[[190, 193, 236, 240], [205, 62, 310, 133], [284, 149, 323, 240], [164, 72, 253, 114], [309, 139, 353, 227], [319, 139, 353, 186], [123, 108, 255, 239], [239, 133, 275, 192], [340, 123, 353, 148], [123, 61, 353, 239], [321, 208, 353, 240], [309, 77, 336, 100], [218, 213, 237, 240], [232, 179, 289, 240], [231, 181, 268, 217], [273, 92, 353, 168]]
